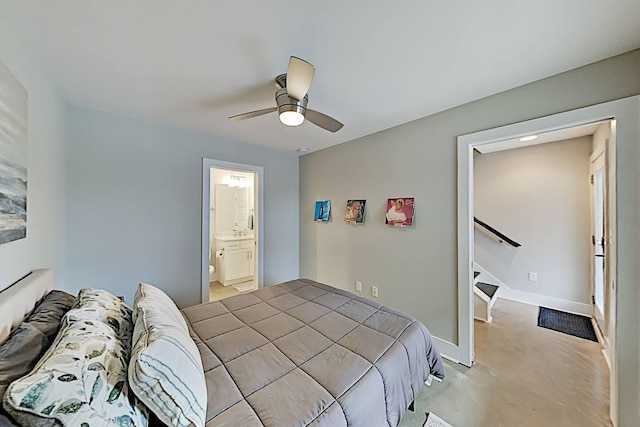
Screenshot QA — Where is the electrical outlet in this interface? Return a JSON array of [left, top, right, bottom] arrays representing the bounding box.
[[528, 272, 538, 282], [355, 281, 362, 292], [371, 286, 379, 298]]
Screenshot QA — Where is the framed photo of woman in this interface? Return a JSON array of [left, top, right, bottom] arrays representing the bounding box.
[[344, 199, 366, 224], [385, 198, 414, 227]]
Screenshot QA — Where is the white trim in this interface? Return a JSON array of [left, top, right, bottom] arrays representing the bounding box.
[[473, 263, 591, 315], [498, 287, 592, 316], [473, 293, 492, 323], [201, 159, 264, 304], [432, 336, 459, 364], [591, 317, 611, 370], [590, 146, 605, 163], [457, 138, 474, 367], [458, 95, 640, 427]]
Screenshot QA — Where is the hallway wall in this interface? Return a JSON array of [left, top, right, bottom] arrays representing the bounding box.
[[474, 136, 592, 304]]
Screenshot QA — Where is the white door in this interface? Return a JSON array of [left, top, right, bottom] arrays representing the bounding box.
[[590, 158, 606, 335], [590, 126, 618, 426]]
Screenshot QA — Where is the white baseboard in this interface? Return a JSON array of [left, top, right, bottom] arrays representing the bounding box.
[[591, 317, 611, 370], [498, 287, 592, 316], [432, 336, 459, 364], [474, 262, 592, 316]]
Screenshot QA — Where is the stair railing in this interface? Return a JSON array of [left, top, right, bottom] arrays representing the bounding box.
[[473, 217, 521, 247]]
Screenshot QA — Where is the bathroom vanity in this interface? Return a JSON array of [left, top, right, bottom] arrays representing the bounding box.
[[216, 235, 254, 287]]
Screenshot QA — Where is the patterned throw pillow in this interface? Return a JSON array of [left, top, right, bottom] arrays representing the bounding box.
[[3, 318, 148, 427], [67, 289, 133, 340], [129, 283, 206, 427]]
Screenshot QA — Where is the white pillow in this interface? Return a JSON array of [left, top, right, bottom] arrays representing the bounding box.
[[129, 283, 206, 427], [133, 283, 188, 332]]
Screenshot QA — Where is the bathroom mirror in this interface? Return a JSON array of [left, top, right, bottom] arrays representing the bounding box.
[[214, 184, 250, 232]]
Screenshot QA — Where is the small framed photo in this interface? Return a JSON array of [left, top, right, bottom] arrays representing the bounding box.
[[344, 200, 366, 224], [385, 198, 414, 227], [314, 200, 331, 222]]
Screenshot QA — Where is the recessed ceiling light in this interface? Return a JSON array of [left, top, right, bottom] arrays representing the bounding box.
[[519, 135, 538, 142], [296, 147, 309, 153]]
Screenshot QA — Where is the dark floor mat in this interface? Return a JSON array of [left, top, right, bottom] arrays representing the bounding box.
[[537, 307, 598, 342]]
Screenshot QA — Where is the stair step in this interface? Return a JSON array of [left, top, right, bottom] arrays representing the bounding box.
[[474, 271, 480, 279], [476, 282, 499, 299]]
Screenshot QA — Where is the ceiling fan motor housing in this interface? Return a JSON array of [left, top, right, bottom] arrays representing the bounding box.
[[276, 87, 308, 117], [228, 62, 342, 132]]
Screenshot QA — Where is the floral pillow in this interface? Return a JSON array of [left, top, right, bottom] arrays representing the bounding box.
[[3, 317, 148, 427], [67, 288, 133, 341]]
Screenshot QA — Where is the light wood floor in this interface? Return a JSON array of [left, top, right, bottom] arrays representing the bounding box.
[[208, 281, 241, 301], [398, 299, 611, 427]]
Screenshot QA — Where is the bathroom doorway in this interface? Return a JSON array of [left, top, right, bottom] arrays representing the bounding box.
[[201, 159, 263, 303]]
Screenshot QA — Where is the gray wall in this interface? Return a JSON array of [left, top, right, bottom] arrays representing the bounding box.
[[299, 49, 640, 346], [64, 106, 299, 307], [0, 21, 67, 291], [474, 137, 592, 304]]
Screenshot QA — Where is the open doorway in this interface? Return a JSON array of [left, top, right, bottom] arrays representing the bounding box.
[[201, 159, 264, 303], [472, 121, 613, 336], [456, 96, 640, 425], [469, 120, 614, 423]]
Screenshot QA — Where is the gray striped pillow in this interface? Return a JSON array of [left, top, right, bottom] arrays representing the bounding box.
[[129, 284, 206, 427]]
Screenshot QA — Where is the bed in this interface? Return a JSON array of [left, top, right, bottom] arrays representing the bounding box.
[[183, 278, 445, 426], [0, 271, 445, 427]]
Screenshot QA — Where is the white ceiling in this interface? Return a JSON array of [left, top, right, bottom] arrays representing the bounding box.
[[476, 122, 603, 154], [2, 1, 640, 154]]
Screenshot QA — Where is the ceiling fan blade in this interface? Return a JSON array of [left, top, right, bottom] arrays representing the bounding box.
[[287, 56, 315, 101], [306, 110, 344, 133], [228, 107, 277, 121]]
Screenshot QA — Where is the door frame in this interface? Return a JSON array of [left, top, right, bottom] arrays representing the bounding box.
[[201, 158, 264, 303], [457, 95, 640, 426]]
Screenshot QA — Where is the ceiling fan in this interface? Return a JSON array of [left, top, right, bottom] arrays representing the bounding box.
[[228, 56, 343, 133]]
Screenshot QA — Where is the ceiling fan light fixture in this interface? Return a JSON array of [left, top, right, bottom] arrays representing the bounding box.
[[276, 87, 307, 127], [229, 57, 342, 132], [279, 110, 305, 126]]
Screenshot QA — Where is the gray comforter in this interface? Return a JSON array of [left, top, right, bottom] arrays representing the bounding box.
[[181, 279, 445, 427]]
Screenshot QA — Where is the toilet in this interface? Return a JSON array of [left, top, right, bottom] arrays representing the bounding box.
[[208, 247, 216, 277]]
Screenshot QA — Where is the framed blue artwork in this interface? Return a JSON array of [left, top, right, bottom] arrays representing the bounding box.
[[314, 200, 331, 222]]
